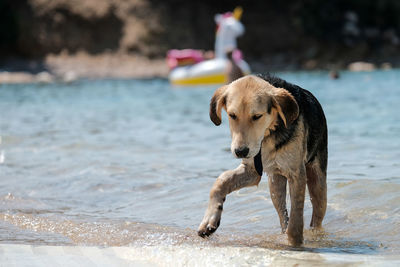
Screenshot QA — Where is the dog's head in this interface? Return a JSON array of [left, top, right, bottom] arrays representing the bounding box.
[[210, 75, 299, 158]]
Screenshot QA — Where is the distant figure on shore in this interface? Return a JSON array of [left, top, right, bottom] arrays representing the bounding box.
[[329, 70, 340, 79], [226, 50, 244, 83]]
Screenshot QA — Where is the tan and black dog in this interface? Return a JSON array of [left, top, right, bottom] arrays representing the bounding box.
[[198, 74, 327, 246]]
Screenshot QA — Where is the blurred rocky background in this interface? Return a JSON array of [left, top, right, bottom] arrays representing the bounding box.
[[1, 0, 400, 81]]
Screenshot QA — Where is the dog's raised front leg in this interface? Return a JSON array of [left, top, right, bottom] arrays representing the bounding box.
[[287, 167, 307, 246], [198, 160, 261, 237]]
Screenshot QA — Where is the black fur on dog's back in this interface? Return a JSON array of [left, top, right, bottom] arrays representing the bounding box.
[[257, 73, 328, 171]]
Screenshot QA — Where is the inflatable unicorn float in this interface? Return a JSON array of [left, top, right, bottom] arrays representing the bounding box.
[[167, 7, 251, 86]]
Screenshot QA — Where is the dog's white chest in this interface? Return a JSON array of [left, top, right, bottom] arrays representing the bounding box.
[[261, 138, 302, 178]]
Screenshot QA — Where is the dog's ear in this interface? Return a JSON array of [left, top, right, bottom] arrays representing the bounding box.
[[210, 85, 228, 126], [272, 88, 299, 127]]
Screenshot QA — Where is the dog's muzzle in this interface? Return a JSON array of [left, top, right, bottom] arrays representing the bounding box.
[[234, 147, 249, 158]]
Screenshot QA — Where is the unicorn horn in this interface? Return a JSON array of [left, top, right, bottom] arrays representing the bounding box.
[[233, 6, 243, 20]]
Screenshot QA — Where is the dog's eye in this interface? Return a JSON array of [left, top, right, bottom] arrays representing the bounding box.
[[229, 113, 237, 120], [252, 114, 263, 121]]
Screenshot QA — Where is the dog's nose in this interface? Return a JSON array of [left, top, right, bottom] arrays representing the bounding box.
[[235, 147, 249, 158]]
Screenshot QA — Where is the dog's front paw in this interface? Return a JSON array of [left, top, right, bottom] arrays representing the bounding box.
[[197, 203, 223, 237]]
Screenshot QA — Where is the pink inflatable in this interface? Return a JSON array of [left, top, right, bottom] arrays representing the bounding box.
[[167, 49, 204, 69]]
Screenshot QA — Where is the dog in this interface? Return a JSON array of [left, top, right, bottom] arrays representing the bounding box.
[[198, 74, 327, 246]]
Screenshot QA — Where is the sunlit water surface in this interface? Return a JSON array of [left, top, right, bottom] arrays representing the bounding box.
[[0, 71, 399, 259]]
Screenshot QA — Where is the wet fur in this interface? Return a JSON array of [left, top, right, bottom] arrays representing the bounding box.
[[198, 74, 328, 246]]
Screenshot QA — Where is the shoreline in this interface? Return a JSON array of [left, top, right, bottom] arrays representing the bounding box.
[[0, 52, 169, 84], [0, 52, 395, 84], [1, 243, 399, 266]]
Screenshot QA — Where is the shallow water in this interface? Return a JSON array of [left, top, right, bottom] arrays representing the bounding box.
[[0, 71, 399, 258]]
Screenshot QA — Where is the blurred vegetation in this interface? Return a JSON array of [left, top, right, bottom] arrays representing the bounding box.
[[1, 0, 400, 67]]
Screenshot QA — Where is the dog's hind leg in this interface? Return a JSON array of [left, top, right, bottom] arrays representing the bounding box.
[[198, 160, 261, 237], [306, 159, 327, 228], [268, 174, 289, 233]]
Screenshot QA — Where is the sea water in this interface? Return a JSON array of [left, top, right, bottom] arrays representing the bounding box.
[[0, 71, 399, 264]]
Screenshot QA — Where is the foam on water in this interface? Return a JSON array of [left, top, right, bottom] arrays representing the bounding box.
[[0, 71, 399, 263]]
